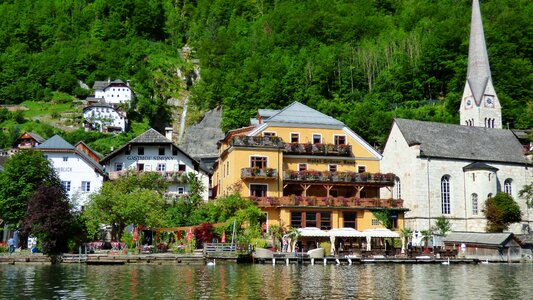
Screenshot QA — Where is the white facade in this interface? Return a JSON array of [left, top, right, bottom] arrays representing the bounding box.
[[83, 105, 127, 132], [36, 136, 105, 209], [94, 80, 132, 106], [101, 129, 210, 201], [381, 122, 532, 233]]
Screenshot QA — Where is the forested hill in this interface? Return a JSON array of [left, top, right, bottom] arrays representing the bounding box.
[[0, 0, 531, 146]]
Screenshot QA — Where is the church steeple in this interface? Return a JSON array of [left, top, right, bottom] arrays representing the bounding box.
[[459, 0, 502, 129]]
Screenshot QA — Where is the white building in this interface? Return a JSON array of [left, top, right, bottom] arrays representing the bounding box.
[[380, 0, 532, 233], [36, 135, 106, 209], [93, 79, 133, 106], [100, 128, 210, 201], [83, 104, 127, 133]]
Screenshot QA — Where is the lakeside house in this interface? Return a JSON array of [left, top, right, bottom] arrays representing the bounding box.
[[443, 232, 522, 262], [100, 128, 210, 201], [36, 135, 106, 209], [380, 0, 532, 233], [212, 101, 406, 243]]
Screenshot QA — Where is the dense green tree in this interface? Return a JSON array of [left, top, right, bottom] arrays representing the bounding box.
[[83, 170, 169, 241], [0, 150, 60, 224], [484, 192, 522, 232], [434, 215, 452, 236]]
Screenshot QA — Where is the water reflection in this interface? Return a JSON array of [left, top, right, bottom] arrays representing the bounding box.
[[2, 263, 533, 299]]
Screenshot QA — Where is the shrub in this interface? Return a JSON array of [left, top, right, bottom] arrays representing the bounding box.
[[320, 241, 331, 256]]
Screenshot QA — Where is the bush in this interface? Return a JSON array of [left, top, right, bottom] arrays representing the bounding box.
[[320, 241, 331, 256], [250, 238, 268, 249]]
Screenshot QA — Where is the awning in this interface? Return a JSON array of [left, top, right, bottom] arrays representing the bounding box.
[[362, 228, 400, 238], [328, 227, 365, 238], [297, 227, 330, 237]]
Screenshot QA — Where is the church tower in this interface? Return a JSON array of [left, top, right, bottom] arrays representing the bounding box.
[[459, 0, 502, 129]]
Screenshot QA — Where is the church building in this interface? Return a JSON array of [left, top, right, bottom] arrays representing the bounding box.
[[380, 0, 532, 233]]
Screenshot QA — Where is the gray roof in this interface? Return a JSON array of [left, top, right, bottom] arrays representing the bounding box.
[[130, 128, 172, 144], [258, 109, 281, 119], [266, 102, 345, 127], [443, 232, 513, 246], [36, 135, 105, 174], [394, 119, 528, 164], [92, 81, 109, 91], [463, 162, 499, 171], [36, 135, 75, 150], [467, 0, 493, 104], [27, 132, 45, 144]]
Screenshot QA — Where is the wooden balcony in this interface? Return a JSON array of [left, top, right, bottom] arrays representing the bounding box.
[[247, 196, 404, 209], [283, 171, 395, 186], [230, 136, 284, 148], [283, 143, 352, 156], [241, 168, 278, 180], [107, 170, 187, 183]]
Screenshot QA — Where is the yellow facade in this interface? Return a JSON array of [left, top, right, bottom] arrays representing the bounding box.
[[213, 102, 405, 233]]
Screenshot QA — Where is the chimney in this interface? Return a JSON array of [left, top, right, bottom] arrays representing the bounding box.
[[126, 80, 130, 87], [165, 127, 173, 141]]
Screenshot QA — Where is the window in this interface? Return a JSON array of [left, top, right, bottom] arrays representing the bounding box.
[[263, 132, 276, 137], [358, 166, 366, 173], [81, 181, 91, 192], [320, 212, 331, 230], [329, 164, 338, 172], [62, 181, 71, 192], [178, 164, 186, 172], [395, 177, 401, 199], [472, 193, 478, 215], [487, 193, 493, 199], [291, 212, 302, 228], [306, 212, 317, 228], [441, 175, 451, 214], [334, 135, 346, 145], [178, 187, 184, 194], [115, 163, 123, 172], [250, 184, 268, 197], [291, 133, 299, 143], [63, 157, 68, 162], [343, 212, 357, 229], [125, 148, 131, 155], [250, 156, 267, 169], [159, 147, 165, 155], [226, 162, 229, 176], [313, 134, 322, 144], [137, 163, 144, 171], [157, 163, 166, 171], [298, 163, 307, 171], [172, 147, 178, 156], [504, 179, 512, 196], [138, 147, 144, 155], [371, 219, 380, 226]]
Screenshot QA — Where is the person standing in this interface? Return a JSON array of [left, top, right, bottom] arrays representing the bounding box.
[[7, 237, 15, 254]]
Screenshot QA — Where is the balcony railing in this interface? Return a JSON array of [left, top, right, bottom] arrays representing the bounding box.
[[283, 143, 352, 156], [247, 196, 403, 209], [241, 167, 278, 179], [283, 171, 395, 185], [107, 170, 188, 183], [230, 136, 284, 148]]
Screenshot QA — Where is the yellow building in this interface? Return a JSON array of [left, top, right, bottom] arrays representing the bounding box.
[[213, 102, 405, 233]]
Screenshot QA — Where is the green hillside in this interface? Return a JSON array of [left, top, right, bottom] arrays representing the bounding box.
[[0, 0, 531, 149]]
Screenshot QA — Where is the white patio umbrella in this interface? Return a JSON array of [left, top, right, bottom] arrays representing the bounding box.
[[362, 228, 400, 251]]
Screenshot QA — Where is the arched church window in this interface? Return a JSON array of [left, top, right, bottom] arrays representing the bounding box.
[[504, 179, 512, 196], [441, 175, 451, 214], [487, 193, 493, 199], [472, 193, 478, 215], [491, 118, 495, 128], [395, 177, 401, 199]]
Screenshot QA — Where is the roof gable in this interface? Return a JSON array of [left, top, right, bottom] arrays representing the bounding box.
[[36, 135, 75, 150], [130, 128, 172, 144], [394, 119, 527, 164], [265, 102, 344, 127]]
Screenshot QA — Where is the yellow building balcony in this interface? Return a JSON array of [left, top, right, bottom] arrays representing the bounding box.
[[283, 170, 395, 186], [247, 196, 404, 209], [230, 136, 284, 148], [283, 143, 352, 156], [241, 167, 278, 180]]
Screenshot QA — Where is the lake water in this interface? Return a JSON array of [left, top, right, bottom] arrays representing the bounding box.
[[1, 263, 533, 299]]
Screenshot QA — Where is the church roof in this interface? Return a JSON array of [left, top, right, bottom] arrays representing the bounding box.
[[394, 119, 528, 164], [265, 101, 345, 127], [467, 0, 493, 104]]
